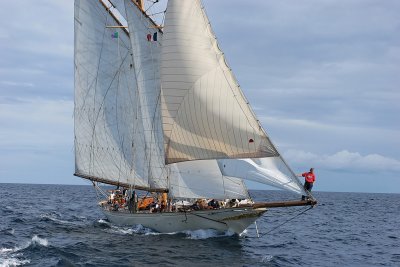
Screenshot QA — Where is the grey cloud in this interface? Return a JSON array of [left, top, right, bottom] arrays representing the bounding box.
[[0, 0, 399, 191], [202, 1, 400, 135], [285, 149, 400, 173]]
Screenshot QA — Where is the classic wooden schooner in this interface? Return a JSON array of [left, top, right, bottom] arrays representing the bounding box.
[[73, 0, 316, 234]]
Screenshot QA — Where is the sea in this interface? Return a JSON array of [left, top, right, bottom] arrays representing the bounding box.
[[0, 183, 399, 267]]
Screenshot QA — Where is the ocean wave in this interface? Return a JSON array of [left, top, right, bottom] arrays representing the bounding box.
[[95, 219, 111, 229], [30, 235, 48, 247], [105, 224, 155, 235], [0, 228, 15, 236], [10, 218, 25, 224], [39, 213, 81, 227], [261, 255, 274, 263], [72, 215, 88, 222], [182, 229, 236, 240], [0, 248, 14, 254], [97, 219, 109, 225], [0, 235, 47, 267], [0, 235, 49, 255], [101, 221, 236, 239], [0, 257, 30, 267], [108, 226, 135, 235]]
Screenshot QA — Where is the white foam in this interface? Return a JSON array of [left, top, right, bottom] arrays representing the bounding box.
[[0, 247, 29, 267], [108, 226, 134, 235], [97, 219, 110, 225], [0, 248, 14, 254], [106, 224, 155, 235], [40, 214, 73, 225], [183, 229, 235, 240], [0, 246, 22, 255], [133, 224, 157, 235], [0, 235, 48, 267], [31, 235, 48, 247], [261, 255, 274, 263], [0, 258, 30, 267]]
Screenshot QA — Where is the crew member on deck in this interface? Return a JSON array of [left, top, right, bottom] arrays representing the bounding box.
[[298, 168, 316, 200]]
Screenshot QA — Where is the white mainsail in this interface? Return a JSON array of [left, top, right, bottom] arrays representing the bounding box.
[[124, 0, 167, 189], [74, 0, 150, 188]]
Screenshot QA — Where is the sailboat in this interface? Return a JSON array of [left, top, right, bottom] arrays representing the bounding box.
[[73, 0, 316, 235]]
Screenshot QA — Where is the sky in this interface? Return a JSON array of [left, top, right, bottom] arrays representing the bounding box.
[[0, 0, 399, 193]]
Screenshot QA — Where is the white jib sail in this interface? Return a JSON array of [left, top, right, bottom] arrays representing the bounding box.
[[74, 0, 148, 187], [161, 0, 279, 164], [169, 160, 249, 200], [218, 158, 307, 195], [124, 0, 168, 189]]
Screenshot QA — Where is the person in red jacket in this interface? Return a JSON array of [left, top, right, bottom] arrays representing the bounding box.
[[298, 168, 315, 200]]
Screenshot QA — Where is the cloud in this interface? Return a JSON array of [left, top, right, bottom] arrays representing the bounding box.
[[0, 0, 398, 191], [204, 0, 400, 136], [284, 149, 400, 173], [0, 1, 74, 100], [0, 81, 34, 88], [0, 97, 73, 149], [0, 1, 73, 59], [259, 114, 400, 161]]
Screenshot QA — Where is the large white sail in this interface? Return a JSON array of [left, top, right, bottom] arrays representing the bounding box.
[[218, 158, 307, 195], [124, 0, 168, 189], [169, 160, 249, 200], [74, 0, 149, 188], [74, 0, 306, 197], [161, 0, 279, 164], [109, 0, 127, 18]]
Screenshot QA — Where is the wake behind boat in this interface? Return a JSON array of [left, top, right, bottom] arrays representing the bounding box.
[[73, 0, 316, 235]]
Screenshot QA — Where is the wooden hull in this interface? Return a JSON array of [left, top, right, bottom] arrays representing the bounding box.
[[102, 207, 267, 234]]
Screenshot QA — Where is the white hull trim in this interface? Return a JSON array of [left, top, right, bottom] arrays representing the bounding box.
[[102, 207, 267, 234]]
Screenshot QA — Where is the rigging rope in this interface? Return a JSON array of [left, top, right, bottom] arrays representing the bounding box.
[[92, 181, 109, 200], [144, 0, 158, 14], [251, 206, 314, 238]]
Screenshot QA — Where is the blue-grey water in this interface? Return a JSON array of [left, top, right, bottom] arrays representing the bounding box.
[[0, 183, 399, 267]]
